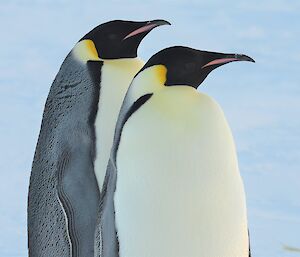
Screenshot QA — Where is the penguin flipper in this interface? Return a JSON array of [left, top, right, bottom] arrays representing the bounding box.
[[95, 158, 119, 257], [57, 138, 100, 257]]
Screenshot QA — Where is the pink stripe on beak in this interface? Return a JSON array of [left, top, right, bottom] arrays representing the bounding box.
[[202, 58, 238, 68], [123, 24, 158, 40]]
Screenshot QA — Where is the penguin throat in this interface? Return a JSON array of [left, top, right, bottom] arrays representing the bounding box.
[[93, 58, 144, 191]]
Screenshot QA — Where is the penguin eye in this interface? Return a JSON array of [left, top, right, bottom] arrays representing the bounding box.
[[108, 34, 118, 40], [185, 62, 196, 72]]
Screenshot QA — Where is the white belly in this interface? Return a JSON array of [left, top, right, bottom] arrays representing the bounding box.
[[115, 87, 249, 257], [94, 58, 144, 191]]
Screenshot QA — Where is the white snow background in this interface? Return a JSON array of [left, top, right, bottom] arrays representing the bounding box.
[[0, 0, 299, 256]]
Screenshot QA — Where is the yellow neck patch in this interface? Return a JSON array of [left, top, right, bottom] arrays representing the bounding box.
[[151, 64, 167, 85], [72, 39, 100, 63], [127, 64, 167, 103]]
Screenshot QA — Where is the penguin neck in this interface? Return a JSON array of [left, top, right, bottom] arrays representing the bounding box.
[[102, 57, 143, 67], [127, 65, 167, 103], [94, 57, 144, 191]]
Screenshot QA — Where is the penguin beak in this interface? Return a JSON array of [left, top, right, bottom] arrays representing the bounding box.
[[123, 20, 171, 40], [202, 53, 255, 68]]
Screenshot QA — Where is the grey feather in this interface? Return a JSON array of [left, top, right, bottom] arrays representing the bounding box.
[[28, 53, 101, 257]]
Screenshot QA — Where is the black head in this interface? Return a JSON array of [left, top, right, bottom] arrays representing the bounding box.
[[80, 20, 170, 59], [140, 46, 255, 88]]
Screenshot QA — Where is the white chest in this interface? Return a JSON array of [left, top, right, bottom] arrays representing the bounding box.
[[115, 88, 249, 257], [94, 58, 144, 191]]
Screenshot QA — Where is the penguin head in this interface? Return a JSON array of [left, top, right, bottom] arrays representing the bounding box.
[[139, 46, 255, 88], [72, 20, 170, 62]]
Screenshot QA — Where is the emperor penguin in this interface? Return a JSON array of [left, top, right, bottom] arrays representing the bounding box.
[[27, 20, 170, 257], [100, 46, 254, 257]]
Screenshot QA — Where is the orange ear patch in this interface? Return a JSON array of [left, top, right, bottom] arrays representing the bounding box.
[[72, 39, 100, 62], [153, 65, 167, 85]]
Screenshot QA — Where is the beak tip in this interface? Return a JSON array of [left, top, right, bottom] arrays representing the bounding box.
[[151, 19, 171, 26], [248, 57, 255, 63], [241, 54, 255, 63], [123, 19, 170, 41]]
